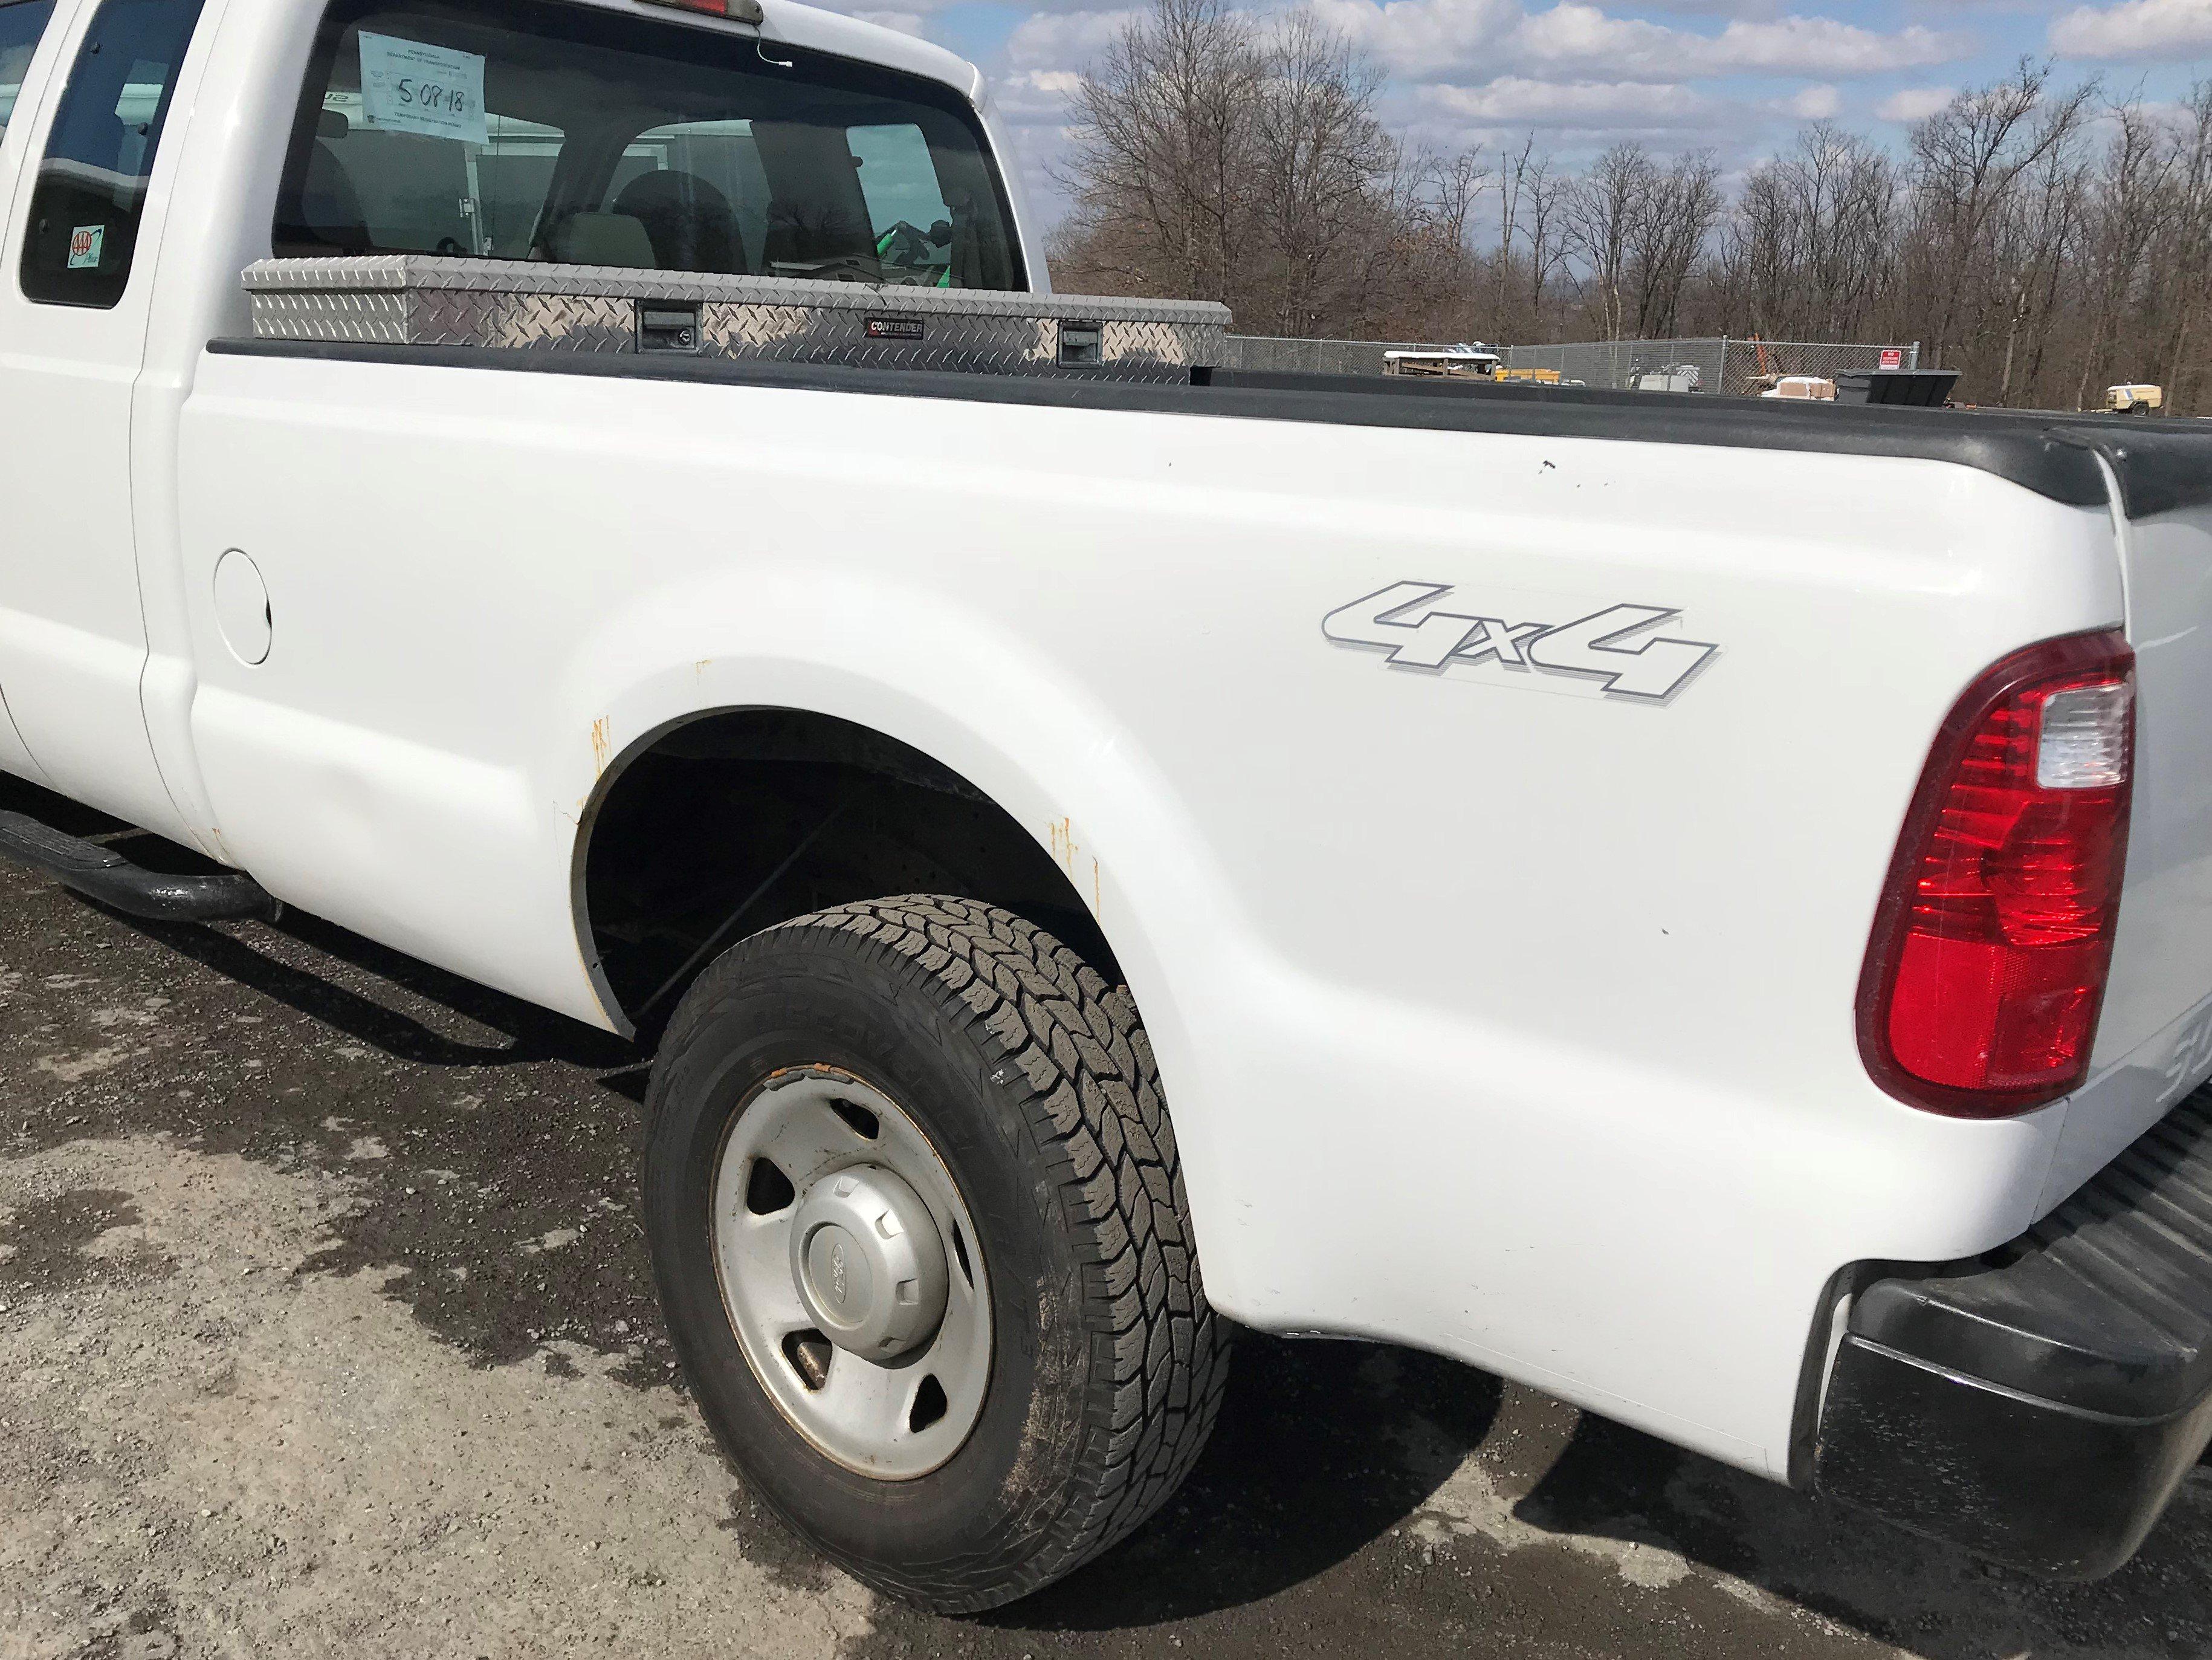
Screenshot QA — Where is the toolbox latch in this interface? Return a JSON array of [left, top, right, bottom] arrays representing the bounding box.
[[1058, 321, 1102, 367], [636, 301, 703, 354]]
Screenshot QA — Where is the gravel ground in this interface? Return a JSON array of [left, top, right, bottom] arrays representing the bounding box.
[[3, 774, 2209, 1660]]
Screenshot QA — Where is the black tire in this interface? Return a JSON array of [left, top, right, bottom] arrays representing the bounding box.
[[643, 895, 1231, 1611]]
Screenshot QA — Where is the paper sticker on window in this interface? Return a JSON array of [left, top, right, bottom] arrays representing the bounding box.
[[67, 226, 104, 270], [359, 31, 488, 145]]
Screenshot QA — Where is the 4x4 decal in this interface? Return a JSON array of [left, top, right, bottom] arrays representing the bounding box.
[[1322, 582, 1719, 702]]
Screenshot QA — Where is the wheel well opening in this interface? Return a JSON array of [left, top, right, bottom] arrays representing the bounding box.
[[578, 709, 1122, 1034]]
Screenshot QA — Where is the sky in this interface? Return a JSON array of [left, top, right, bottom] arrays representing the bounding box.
[[810, 0, 2212, 227]]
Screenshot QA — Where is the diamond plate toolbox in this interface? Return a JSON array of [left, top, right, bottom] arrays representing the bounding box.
[[244, 257, 1229, 381]]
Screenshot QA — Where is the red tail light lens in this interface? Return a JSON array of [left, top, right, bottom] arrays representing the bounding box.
[[1858, 631, 2136, 1117]]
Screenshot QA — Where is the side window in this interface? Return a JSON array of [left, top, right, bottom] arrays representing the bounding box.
[[19, 0, 207, 308], [0, 1, 58, 137]]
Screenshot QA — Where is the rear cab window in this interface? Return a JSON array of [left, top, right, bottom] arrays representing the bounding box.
[[0, 1, 57, 137], [18, 0, 205, 306], [274, 0, 1024, 290]]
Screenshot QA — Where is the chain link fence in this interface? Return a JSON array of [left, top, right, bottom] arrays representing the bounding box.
[[1497, 337, 1919, 395], [1224, 333, 1923, 394], [1221, 335, 1426, 376]]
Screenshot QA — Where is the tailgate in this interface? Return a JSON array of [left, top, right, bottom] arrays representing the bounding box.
[[2088, 436, 2212, 1115]]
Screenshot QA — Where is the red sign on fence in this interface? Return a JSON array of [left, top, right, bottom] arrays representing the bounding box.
[[1879, 347, 1904, 371]]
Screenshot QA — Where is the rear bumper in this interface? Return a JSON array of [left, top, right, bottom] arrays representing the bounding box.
[[1815, 1088, 2212, 1579]]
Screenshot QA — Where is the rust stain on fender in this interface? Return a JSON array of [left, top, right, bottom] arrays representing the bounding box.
[[590, 718, 612, 778], [1046, 818, 1104, 920]]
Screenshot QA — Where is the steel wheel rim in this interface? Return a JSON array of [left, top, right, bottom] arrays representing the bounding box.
[[710, 1065, 993, 1479]]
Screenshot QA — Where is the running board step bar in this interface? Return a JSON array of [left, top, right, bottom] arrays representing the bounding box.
[[0, 809, 277, 922]]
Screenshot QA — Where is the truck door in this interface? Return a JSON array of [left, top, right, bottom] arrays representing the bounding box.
[[0, 0, 207, 834]]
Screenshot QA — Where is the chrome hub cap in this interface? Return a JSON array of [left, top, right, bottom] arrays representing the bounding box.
[[711, 1066, 991, 1479]]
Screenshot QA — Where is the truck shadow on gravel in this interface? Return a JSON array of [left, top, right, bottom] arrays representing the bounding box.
[[974, 1358, 2212, 1657], [134, 901, 638, 1074], [998, 1339, 1509, 1627], [3, 776, 632, 1074]]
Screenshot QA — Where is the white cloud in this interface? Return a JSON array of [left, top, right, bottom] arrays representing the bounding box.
[[849, 8, 929, 34], [1634, 0, 1783, 15], [1505, 1, 1677, 68], [994, 67, 1088, 122], [1004, 7, 1143, 71], [1785, 82, 1839, 118], [1704, 16, 1967, 75], [1875, 85, 1955, 122], [1307, 0, 1524, 76], [1417, 74, 1721, 129], [1308, 1, 1971, 84], [2051, 0, 2212, 58]]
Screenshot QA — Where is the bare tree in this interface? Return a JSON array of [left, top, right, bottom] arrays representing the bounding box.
[[1904, 59, 2097, 371], [1628, 151, 1722, 336], [2161, 83, 2212, 405], [1052, 17, 2212, 412], [1994, 120, 2086, 404], [1058, 0, 1264, 306], [1728, 123, 1895, 339], [1565, 143, 1653, 340], [1429, 146, 1490, 255], [1521, 151, 1571, 332], [1058, 0, 1402, 334], [1495, 134, 1535, 331], [2065, 97, 2175, 404], [1246, 13, 1397, 335]]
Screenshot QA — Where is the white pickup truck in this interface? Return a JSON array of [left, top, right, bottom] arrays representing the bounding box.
[[4, 0, 2212, 1614]]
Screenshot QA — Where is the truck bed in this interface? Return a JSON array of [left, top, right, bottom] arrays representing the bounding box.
[[236, 255, 2212, 516]]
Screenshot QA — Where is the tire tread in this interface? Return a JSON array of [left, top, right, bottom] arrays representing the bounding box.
[[732, 896, 1230, 1609]]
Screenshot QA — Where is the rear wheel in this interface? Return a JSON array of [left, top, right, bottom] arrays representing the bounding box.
[[643, 896, 1229, 1611]]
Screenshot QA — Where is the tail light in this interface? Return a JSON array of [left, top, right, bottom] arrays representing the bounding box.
[[1857, 631, 2136, 1117]]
